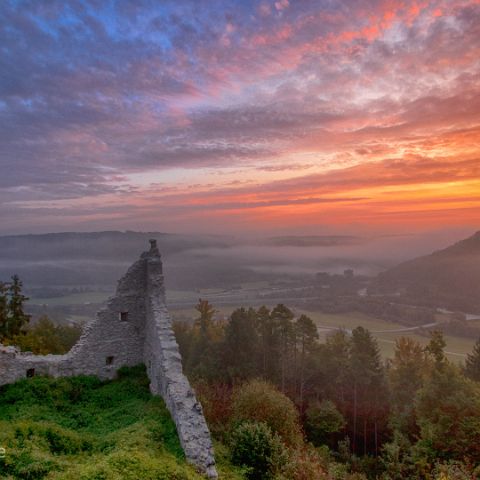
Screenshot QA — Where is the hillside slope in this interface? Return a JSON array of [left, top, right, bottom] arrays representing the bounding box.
[[371, 231, 480, 312], [0, 365, 241, 480]]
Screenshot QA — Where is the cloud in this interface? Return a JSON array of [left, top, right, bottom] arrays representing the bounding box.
[[275, 0, 289, 11], [0, 0, 479, 234]]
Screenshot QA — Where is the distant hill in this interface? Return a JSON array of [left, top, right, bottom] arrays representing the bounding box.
[[0, 230, 229, 261], [371, 231, 480, 312], [0, 231, 259, 290], [262, 235, 361, 247]]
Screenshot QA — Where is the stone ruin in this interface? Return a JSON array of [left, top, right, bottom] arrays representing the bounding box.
[[0, 240, 217, 478]]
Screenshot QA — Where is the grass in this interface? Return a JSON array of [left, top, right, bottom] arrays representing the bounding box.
[[0, 365, 242, 480]]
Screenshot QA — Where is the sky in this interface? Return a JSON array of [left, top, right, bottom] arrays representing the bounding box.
[[1, 0, 479, 237]]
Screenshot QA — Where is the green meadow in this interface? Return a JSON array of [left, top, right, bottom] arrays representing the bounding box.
[[0, 366, 241, 480]]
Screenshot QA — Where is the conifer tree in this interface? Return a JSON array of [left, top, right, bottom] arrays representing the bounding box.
[[223, 307, 258, 380], [349, 326, 386, 455], [295, 314, 318, 406], [425, 330, 446, 367], [0, 281, 9, 340], [0, 275, 30, 341], [7, 275, 30, 337], [389, 337, 426, 437], [256, 305, 274, 379], [271, 304, 295, 392], [187, 299, 217, 378], [465, 337, 480, 382]]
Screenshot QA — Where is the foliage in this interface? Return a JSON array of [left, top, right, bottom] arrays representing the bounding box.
[[173, 301, 480, 478], [4, 315, 82, 354], [280, 444, 329, 480], [185, 299, 224, 380], [0, 366, 219, 479], [349, 326, 388, 456], [0, 275, 31, 341], [388, 337, 426, 436], [414, 363, 480, 465], [230, 421, 288, 479], [425, 330, 447, 366], [223, 308, 259, 380], [305, 400, 345, 447], [432, 461, 480, 480], [231, 379, 303, 447], [193, 381, 233, 440], [464, 336, 480, 382], [4, 294, 480, 479]]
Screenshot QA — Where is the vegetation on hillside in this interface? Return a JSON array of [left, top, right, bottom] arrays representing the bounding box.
[[3, 289, 480, 479], [175, 300, 480, 479], [0, 365, 242, 480], [370, 231, 480, 312]]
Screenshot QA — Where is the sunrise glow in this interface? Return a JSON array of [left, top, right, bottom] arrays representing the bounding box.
[[1, 0, 479, 235]]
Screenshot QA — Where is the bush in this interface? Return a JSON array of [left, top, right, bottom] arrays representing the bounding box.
[[193, 381, 233, 440], [281, 444, 329, 480], [433, 460, 480, 480], [230, 421, 288, 479], [231, 380, 302, 447], [305, 400, 345, 447]]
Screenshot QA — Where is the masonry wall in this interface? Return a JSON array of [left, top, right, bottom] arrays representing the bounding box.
[[0, 241, 217, 479]]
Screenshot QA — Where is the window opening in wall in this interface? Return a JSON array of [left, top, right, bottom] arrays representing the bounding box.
[[106, 356, 114, 365], [119, 311, 129, 321], [26, 368, 35, 377]]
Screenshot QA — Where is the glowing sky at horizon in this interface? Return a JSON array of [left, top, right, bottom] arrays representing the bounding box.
[[1, 0, 480, 235]]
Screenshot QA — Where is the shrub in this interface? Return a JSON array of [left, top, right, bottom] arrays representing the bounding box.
[[281, 444, 329, 480], [44, 425, 93, 455], [194, 381, 233, 440], [230, 421, 288, 479], [305, 400, 345, 447], [432, 461, 480, 480], [231, 380, 302, 447]]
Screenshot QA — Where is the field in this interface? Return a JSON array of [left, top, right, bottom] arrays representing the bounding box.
[[299, 309, 476, 362], [28, 291, 111, 306]]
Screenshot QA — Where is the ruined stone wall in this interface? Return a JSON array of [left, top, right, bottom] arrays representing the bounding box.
[[0, 241, 217, 478]]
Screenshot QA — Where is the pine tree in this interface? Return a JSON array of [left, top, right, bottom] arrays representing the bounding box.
[[270, 304, 295, 393], [256, 306, 274, 379], [425, 330, 446, 367], [349, 326, 386, 455], [0, 281, 9, 340], [7, 275, 30, 337], [465, 337, 480, 381], [295, 314, 318, 407], [187, 299, 217, 378], [389, 337, 426, 437], [223, 307, 258, 380]]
